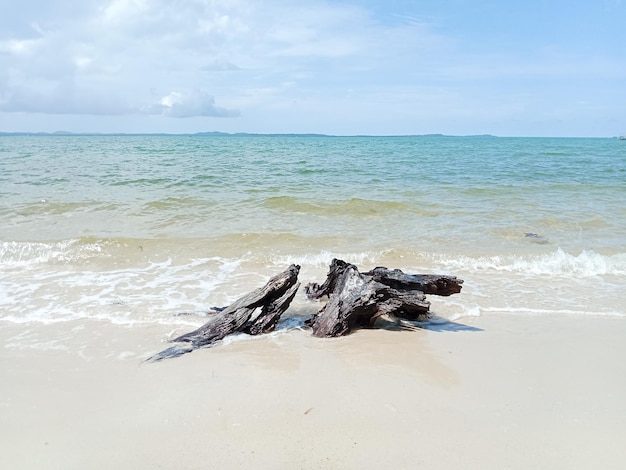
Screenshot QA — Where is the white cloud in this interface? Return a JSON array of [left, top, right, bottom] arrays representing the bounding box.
[[201, 58, 240, 71], [0, 0, 247, 118], [4, 0, 436, 114], [101, 0, 149, 23], [0, 0, 624, 135], [0, 83, 132, 115], [0, 38, 39, 55], [154, 90, 239, 118], [0, 83, 238, 118]]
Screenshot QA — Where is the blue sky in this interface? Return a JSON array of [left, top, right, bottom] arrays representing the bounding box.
[[1, 0, 624, 136]]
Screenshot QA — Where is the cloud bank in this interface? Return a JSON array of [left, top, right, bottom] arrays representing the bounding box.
[[0, 0, 624, 135]]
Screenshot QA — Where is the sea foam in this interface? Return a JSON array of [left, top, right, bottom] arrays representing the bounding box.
[[0, 239, 102, 266], [431, 248, 626, 277]]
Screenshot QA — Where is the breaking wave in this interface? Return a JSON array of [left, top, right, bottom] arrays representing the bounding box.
[[431, 248, 626, 278], [0, 239, 104, 266]]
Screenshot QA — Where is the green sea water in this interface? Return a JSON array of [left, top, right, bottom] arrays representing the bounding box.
[[1, 135, 625, 326]]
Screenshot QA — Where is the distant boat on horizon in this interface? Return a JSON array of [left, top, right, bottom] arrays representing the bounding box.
[[620, 135, 626, 140]]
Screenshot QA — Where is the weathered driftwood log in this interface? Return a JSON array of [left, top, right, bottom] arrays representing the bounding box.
[[305, 259, 463, 337], [364, 267, 463, 296], [147, 264, 300, 362], [147, 260, 464, 361]]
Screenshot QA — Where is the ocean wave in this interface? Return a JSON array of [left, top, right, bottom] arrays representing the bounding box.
[[262, 196, 435, 217], [271, 250, 387, 268], [479, 306, 625, 317], [0, 252, 246, 325], [2, 237, 624, 327], [431, 248, 626, 277], [110, 177, 172, 186], [1, 236, 241, 267], [0, 239, 104, 266], [143, 197, 207, 209], [14, 201, 99, 216]]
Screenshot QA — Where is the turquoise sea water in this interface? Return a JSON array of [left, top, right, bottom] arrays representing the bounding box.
[[1, 135, 625, 327]]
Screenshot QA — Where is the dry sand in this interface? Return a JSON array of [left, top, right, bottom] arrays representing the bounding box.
[[1, 314, 625, 469]]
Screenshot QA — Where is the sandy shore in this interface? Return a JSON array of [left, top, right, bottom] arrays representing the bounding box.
[[1, 314, 625, 470]]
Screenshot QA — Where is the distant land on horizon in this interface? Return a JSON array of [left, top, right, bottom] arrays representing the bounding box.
[[0, 130, 491, 138], [0, 131, 620, 138]]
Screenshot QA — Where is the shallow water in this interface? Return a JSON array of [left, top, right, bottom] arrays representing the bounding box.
[[1, 135, 625, 330]]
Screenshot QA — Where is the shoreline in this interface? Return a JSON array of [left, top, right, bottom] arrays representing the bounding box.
[[2, 313, 625, 469]]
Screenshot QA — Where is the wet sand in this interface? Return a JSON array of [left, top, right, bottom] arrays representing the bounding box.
[[1, 314, 625, 469]]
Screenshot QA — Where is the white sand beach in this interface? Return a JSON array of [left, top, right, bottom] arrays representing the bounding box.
[[2, 314, 625, 470]]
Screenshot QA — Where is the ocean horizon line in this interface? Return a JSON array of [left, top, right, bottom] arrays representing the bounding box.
[[0, 131, 620, 139]]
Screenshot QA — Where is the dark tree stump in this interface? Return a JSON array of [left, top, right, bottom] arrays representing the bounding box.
[[147, 264, 300, 361], [306, 259, 463, 338]]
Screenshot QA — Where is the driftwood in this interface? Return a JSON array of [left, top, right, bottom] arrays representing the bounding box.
[[305, 259, 463, 337], [147, 259, 463, 361], [147, 264, 301, 361]]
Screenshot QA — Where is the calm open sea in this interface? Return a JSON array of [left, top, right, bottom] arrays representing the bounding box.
[[1, 135, 625, 329]]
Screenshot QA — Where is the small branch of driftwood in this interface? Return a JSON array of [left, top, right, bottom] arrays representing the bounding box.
[[147, 259, 463, 362]]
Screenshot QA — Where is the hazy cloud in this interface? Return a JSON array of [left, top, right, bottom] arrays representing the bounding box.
[[152, 90, 239, 118], [0, 0, 624, 135]]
